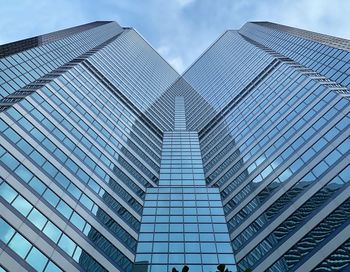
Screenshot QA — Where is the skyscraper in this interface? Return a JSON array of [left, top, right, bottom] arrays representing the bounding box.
[[0, 20, 349, 272]]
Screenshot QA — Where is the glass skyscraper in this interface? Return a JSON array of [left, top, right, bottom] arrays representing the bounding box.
[[0, 20, 349, 272]]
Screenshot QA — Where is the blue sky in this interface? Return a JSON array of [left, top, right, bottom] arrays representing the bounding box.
[[1, 0, 350, 73]]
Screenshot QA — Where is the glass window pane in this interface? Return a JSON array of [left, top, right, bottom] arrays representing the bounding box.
[[72, 246, 82, 262], [201, 242, 216, 252], [217, 243, 233, 253], [70, 213, 85, 231], [153, 242, 168, 252], [58, 234, 76, 256], [0, 218, 15, 243], [12, 195, 32, 216], [185, 253, 201, 263], [56, 201, 73, 219], [43, 222, 61, 243], [137, 242, 153, 253], [218, 254, 235, 264], [43, 190, 59, 207], [44, 261, 62, 272], [340, 166, 350, 183], [152, 254, 168, 263], [67, 183, 81, 199], [28, 177, 46, 195], [8, 233, 32, 258], [202, 254, 218, 264], [169, 242, 184, 252], [26, 247, 48, 272], [0, 182, 17, 203], [186, 243, 200, 252], [79, 194, 93, 210], [1, 153, 19, 170], [135, 253, 152, 262], [169, 253, 184, 263], [28, 209, 47, 230], [14, 165, 33, 183]]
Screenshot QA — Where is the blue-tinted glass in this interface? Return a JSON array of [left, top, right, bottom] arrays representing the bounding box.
[[30, 151, 45, 166], [202, 254, 218, 264], [135, 253, 152, 262], [26, 247, 48, 272], [340, 166, 350, 183], [29, 177, 46, 195], [218, 254, 235, 264], [43, 190, 59, 207], [10, 23, 350, 271], [79, 195, 93, 210], [186, 243, 200, 252], [169, 243, 184, 252], [28, 209, 47, 230], [14, 165, 33, 182], [0, 182, 17, 203], [8, 233, 32, 258], [70, 246, 81, 262], [139, 233, 153, 241], [58, 234, 76, 256], [1, 153, 19, 170], [67, 183, 81, 199], [169, 254, 184, 263], [12, 195, 32, 216], [153, 243, 168, 252], [0, 218, 15, 243], [43, 222, 61, 243], [55, 173, 70, 189], [56, 201, 73, 219], [186, 253, 201, 263], [152, 254, 168, 263], [137, 243, 153, 252], [217, 243, 234, 253], [70, 213, 86, 231], [44, 262, 62, 272]]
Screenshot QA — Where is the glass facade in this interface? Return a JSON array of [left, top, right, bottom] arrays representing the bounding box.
[[0, 20, 350, 272], [135, 96, 235, 271]]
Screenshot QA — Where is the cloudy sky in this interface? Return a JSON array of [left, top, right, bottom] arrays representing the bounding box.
[[1, 0, 350, 73]]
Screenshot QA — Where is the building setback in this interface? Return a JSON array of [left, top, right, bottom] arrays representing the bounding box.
[[0, 21, 349, 272]]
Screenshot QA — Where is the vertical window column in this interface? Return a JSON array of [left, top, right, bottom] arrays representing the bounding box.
[[134, 97, 237, 271], [175, 97, 186, 131]]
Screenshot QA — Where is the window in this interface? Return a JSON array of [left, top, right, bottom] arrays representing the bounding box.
[[26, 247, 48, 272], [12, 195, 32, 216], [0, 218, 15, 243], [8, 233, 32, 258], [43, 222, 62, 243], [58, 234, 76, 256], [28, 209, 47, 230]]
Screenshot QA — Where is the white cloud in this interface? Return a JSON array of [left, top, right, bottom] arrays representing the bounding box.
[[157, 45, 171, 56], [168, 56, 186, 73], [157, 45, 185, 72]]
